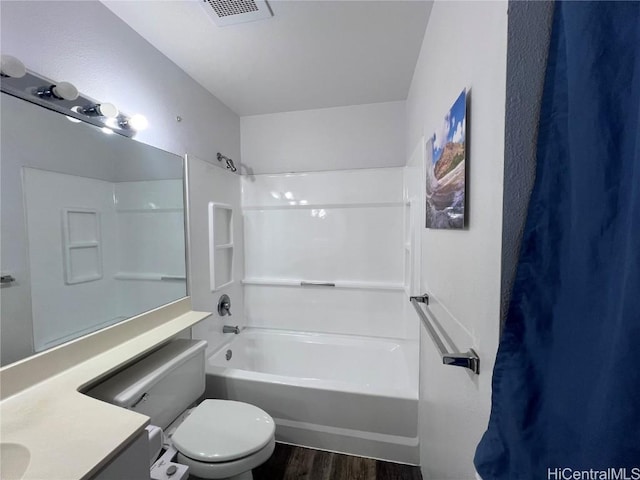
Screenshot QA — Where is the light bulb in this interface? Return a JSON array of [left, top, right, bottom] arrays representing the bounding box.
[[105, 117, 119, 129], [51, 82, 78, 101], [97, 103, 118, 118], [128, 114, 148, 131], [37, 81, 78, 101], [0, 54, 26, 78], [79, 103, 118, 118]]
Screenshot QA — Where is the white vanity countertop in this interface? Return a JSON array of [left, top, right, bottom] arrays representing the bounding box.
[[0, 298, 211, 480]]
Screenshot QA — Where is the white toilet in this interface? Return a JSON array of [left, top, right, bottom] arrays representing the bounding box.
[[87, 339, 275, 480]]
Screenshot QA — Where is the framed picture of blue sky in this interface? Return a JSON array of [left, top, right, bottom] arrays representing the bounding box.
[[426, 89, 467, 229]]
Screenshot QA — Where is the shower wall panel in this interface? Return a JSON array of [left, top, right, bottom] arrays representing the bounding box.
[[242, 167, 418, 340]]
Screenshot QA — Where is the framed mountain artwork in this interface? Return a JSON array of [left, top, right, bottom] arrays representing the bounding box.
[[426, 89, 467, 229]]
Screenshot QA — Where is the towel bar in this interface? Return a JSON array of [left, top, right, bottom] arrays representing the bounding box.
[[410, 294, 480, 375]]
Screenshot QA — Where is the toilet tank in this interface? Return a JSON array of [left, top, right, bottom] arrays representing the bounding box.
[[87, 339, 208, 429]]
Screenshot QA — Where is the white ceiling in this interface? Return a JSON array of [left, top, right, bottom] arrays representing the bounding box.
[[102, 0, 432, 116]]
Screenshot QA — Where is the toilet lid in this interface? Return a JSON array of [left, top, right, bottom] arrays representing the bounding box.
[[172, 400, 275, 463]]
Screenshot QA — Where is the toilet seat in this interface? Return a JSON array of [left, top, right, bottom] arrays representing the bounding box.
[[172, 399, 275, 462]]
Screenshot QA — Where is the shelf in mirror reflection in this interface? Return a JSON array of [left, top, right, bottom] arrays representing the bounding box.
[[242, 201, 408, 211], [242, 278, 404, 291], [113, 273, 186, 281]]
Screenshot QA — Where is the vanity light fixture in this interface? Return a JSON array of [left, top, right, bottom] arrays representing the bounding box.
[[35, 81, 79, 101], [1, 59, 137, 138], [78, 103, 119, 119], [0, 54, 26, 78], [117, 113, 148, 132], [129, 114, 149, 131]]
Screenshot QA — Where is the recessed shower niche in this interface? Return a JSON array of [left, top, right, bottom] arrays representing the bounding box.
[[208, 202, 234, 291], [62, 208, 103, 285]]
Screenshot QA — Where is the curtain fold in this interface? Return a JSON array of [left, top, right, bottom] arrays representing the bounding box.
[[475, 2, 640, 478]]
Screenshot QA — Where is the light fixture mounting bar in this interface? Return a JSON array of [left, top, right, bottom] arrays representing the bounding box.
[[0, 69, 134, 138]]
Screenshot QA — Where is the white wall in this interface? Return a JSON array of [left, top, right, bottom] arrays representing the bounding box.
[[242, 168, 418, 341], [0, 0, 240, 163], [241, 101, 406, 174], [405, 1, 509, 478]]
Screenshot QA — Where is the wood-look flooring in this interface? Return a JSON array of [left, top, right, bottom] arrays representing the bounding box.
[[252, 443, 423, 480]]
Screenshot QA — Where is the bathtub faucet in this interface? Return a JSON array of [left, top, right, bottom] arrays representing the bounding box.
[[218, 294, 232, 316], [223, 325, 240, 334]]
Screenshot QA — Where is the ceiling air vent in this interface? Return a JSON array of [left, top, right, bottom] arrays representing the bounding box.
[[199, 0, 272, 27]]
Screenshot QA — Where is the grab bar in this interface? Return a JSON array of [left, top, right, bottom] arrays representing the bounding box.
[[300, 281, 335, 287], [409, 294, 480, 375]]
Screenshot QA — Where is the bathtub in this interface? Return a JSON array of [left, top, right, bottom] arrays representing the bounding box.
[[205, 328, 419, 464]]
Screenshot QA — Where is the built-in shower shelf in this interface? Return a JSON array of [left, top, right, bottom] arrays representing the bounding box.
[[242, 278, 404, 291], [209, 202, 234, 291], [115, 208, 183, 213]]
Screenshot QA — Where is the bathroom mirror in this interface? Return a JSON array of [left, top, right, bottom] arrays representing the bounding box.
[[0, 92, 187, 366]]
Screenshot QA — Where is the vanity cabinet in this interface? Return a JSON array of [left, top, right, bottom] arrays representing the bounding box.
[[91, 432, 149, 480]]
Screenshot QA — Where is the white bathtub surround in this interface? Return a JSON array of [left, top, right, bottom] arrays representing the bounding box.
[[244, 206, 402, 282], [206, 328, 419, 463], [237, 167, 419, 461], [241, 168, 405, 207], [241, 167, 416, 341], [188, 156, 245, 358], [244, 286, 415, 339]]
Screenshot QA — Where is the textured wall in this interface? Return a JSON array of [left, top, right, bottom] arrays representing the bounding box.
[[241, 101, 406, 174], [500, 0, 555, 324]]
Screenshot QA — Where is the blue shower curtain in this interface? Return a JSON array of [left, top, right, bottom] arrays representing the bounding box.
[[475, 2, 640, 478]]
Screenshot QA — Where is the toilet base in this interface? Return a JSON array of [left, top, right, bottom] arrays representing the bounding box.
[[226, 472, 253, 480], [191, 471, 252, 480]]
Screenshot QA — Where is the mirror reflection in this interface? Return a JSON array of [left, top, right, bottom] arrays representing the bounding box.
[[0, 93, 187, 366]]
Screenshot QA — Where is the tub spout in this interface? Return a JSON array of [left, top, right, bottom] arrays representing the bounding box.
[[223, 325, 240, 334]]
